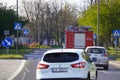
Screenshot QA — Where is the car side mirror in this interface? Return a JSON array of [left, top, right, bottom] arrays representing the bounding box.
[[87, 58, 93, 63]]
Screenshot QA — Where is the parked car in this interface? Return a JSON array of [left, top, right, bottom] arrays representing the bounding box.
[[36, 49, 97, 80], [85, 46, 109, 70]]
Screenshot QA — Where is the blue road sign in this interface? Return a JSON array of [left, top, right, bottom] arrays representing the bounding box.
[[14, 23, 22, 30], [112, 30, 120, 37], [93, 34, 97, 39], [23, 29, 29, 35], [2, 37, 12, 48], [1, 41, 6, 47]]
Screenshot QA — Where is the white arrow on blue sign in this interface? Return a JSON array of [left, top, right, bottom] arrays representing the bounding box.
[[14, 23, 22, 30], [1, 37, 12, 48], [112, 30, 120, 37]]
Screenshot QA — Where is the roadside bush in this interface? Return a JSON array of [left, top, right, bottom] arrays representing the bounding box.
[[27, 42, 39, 48], [39, 45, 51, 49], [27, 42, 51, 49]]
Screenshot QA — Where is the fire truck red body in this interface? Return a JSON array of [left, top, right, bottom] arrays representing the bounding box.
[[65, 26, 93, 49]]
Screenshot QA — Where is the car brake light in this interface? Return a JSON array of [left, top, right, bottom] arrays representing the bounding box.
[[37, 63, 49, 69], [102, 53, 108, 57], [71, 62, 86, 68]]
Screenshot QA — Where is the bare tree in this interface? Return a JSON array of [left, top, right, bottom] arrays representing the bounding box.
[[89, 0, 110, 6], [51, 0, 61, 45], [22, 1, 37, 41], [22, 0, 45, 43], [22, 0, 80, 46]]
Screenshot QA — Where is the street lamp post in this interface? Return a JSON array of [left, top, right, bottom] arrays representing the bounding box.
[[97, 0, 100, 46]]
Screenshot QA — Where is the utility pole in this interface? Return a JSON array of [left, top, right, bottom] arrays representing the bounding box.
[[97, 0, 100, 46], [16, 0, 18, 54], [17, 0, 18, 17]]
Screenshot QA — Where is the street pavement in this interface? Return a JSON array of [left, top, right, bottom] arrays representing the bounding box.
[[0, 59, 26, 80], [109, 60, 120, 67], [0, 59, 120, 80]]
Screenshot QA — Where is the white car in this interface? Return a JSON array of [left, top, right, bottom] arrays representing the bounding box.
[[36, 49, 97, 80], [85, 46, 109, 70]]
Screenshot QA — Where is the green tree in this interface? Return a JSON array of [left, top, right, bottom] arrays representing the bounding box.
[[0, 4, 28, 42], [78, 0, 120, 47]]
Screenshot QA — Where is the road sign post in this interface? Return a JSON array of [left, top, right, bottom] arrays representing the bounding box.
[[14, 22, 22, 54], [23, 29, 29, 51], [1, 37, 12, 54], [112, 30, 120, 50], [16, 30, 18, 54]]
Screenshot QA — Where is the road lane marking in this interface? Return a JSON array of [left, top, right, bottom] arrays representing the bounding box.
[[26, 68, 30, 73], [22, 72, 26, 80], [7, 60, 26, 80]]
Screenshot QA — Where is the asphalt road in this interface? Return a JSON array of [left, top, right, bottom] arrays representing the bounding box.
[[13, 49, 44, 80], [98, 64, 120, 80], [13, 49, 120, 80]]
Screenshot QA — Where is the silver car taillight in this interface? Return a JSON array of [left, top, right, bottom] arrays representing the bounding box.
[[101, 53, 108, 57]]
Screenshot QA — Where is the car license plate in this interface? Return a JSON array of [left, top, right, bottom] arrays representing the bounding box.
[[52, 68, 67, 72], [92, 58, 97, 62]]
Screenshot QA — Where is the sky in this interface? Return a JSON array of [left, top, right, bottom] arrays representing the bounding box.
[[0, 0, 89, 15], [0, 0, 89, 7]]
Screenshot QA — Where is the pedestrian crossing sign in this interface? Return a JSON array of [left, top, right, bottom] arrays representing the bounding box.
[[112, 30, 120, 37], [14, 23, 22, 30], [23, 29, 29, 35]]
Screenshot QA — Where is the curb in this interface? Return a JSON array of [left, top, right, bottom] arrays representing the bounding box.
[[109, 61, 120, 67], [7, 60, 26, 80]]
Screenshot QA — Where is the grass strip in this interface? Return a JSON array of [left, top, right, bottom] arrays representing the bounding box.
[[0, 54, 24, 59]]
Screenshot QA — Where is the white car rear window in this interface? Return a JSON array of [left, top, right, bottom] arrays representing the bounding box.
[[43, 53, 79, 63]]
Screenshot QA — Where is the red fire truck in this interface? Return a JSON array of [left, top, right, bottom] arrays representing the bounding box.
[[65, 26, 93, 49]]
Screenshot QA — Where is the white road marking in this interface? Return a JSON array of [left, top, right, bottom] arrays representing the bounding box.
[[26, 68, 30, 73], [7, 60, 26, 80], [22, 72, 26, 80]]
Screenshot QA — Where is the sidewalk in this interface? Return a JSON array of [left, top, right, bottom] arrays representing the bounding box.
[[0, 59, 26, 80], [109, 60, 120, 67]]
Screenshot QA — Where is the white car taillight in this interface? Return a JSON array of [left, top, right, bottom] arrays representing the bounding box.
[[71, 62, 86, 68], [37, 63, 49, 69]]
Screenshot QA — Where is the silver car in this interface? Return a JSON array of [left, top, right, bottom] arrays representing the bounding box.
[[85, 46, 109, 70]]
